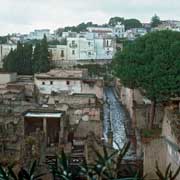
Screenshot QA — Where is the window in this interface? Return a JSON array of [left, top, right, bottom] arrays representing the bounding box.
[[106, 40, 109, 47], [50, 81, 53, 85], [55, 100, 59, 104], [61, 50, 64, 57], [66, 81, 70, 85], [72, 50, 75, 55], [42, 82, 45, 85]]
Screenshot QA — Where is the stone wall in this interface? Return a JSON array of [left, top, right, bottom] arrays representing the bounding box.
[[144, 108, 180, 180], [143, 138, 167, 180], [115, 80, 164, 129], [48, 94, 97, 107]]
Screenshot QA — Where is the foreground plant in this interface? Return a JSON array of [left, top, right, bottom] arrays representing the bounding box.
[[49, 149, 75, 180], [0, 161, 44, 180], [155, 161, 180, 180]]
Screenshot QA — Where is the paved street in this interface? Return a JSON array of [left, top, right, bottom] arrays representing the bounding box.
[[103, 87, 128, 149]]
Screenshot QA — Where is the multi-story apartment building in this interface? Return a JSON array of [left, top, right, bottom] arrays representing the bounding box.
[[50, 31, 116, 65], [27, 29, 51, 40]]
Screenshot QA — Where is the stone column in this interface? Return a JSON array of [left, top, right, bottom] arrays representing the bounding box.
[[43, 118, 47, 145], [59, 118, 64, 144]]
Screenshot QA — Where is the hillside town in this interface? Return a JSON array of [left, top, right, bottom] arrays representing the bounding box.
[[0, 13, 180, 180]]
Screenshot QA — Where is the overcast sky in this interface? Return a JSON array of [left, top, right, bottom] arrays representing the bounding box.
[[0, 0, 179, 35]]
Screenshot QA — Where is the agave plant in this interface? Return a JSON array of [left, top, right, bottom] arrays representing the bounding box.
[[0, 161, 44, 180], [50, 149, 74, 180], [89, 142, 132, 180], [78, 160, 96, 180], [155, 161, 180, 180]]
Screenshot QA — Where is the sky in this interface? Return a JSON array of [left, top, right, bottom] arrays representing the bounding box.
[[0, 0, 179, 35]]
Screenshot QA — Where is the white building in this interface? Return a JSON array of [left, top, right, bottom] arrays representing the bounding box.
[[154, 20, 180, 32], [34, 69, 104, 99], [124, 28, 147, 40], [87, 27, 113, 38], [0, 44, 17, 68], [49, 45, 67, 62], [113, 23, 125, 38], [27, 29, 50, 40], [49, 31, 115, 64]]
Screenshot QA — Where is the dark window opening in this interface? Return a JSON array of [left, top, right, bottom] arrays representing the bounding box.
[[61, 50, 64, 57]]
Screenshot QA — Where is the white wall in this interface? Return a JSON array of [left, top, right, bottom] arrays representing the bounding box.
[[0, 73, 17, 84], [66, 36, 115, 61], [35, 78, 82, 94], [49, 45, 67, 61], [95, 39, 114, 60], [67, 38, 80, 60], [79, 38, 96, 60]]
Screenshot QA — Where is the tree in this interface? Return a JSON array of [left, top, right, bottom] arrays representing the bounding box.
[[151, 14, 161, 28], [23, 44, 33, 75], [3, 42, 33, 75], [14, 41, 24, 75], [32, 36, 50, 73], [3, 49, 15, 72], [114, 31, 180, 128], [33, 43, 41, 73], [124, 19, 142, 30], [39, 35, 50, 73], [108, 17, 125, 26]]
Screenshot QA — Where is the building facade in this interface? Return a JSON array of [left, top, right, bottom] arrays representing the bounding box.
[[34, 69, 104, 99], [49, 32, 116, 65], [27, 29, 51, 40]]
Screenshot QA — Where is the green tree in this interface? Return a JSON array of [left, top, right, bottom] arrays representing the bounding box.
[[4, 42, 33, 75], [23, 44, 33, 75], [151, 14, 161, 28], [124, 19, 142, 30], [14, 41, 24, 75], [39, 35, 50, 73], [32, 43, 41, 73], [114, 31, 180, 128], [108, 17, 125, 26], [3, 49, 15, 72], [32, 36, 50, 73]]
